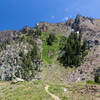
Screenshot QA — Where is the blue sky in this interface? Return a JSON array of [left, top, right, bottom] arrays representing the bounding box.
[[0, 0, 100, 31]]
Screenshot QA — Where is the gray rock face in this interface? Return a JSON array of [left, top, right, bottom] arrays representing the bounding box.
[[0, 40, 42, 81], [36, 14, 100, 42], [20, 26, 31, 34], [35, 38, 43, 53], [0, 24, 44, 81], [67, 45, 100, 82], [0, 44, 22, 81], [0, 31, 22, 44], [0, 43, 24, 80]]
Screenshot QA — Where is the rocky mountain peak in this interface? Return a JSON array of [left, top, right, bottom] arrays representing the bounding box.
[[75, 14, 86, 24], [20, 26, 31, 33]]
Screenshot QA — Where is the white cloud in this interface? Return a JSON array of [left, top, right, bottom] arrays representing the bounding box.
[[51, 16, 55, 19], [69, 16, 72, 18], [62, 17, 68, 21]]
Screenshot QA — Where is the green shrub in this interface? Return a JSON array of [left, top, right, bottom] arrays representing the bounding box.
[[34, 80, 41, 85], [86, 80, 96, 84], [46, 33, 56, 45], [86, 80, 100, 85], [59, 32, 88, 67], [62, 96, 68, 100], [94, 68, 100, 83], [95, 75, 100, 83]]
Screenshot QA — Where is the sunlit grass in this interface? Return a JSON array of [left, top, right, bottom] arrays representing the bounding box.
[[42, 32, 61, 64], [0, 81, 53, 100]]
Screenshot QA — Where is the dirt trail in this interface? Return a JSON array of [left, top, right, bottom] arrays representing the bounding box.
[[45, 85, 61, 100]]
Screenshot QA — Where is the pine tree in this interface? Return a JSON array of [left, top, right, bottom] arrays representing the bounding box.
[[46, 33, 56, 45], [59, 32, 88, 67]]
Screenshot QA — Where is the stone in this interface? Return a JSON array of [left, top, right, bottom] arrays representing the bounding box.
[[12, 77, 24, 83], [64, 88, 67, 92]]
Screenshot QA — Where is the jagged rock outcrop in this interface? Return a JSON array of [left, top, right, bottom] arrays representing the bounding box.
[[1, 14, 100, 82], [65, 15, 100, 82], [36, 14, 100, 42], [20, 26, 31, 34], [0, 28, 42, 81], [36, 14, 100, 82], [67, 45, 100, 82], [0, 30, 22, 44], [0, 41, 42, 81]]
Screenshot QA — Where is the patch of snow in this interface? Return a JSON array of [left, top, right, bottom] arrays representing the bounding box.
[[72, 29, 74, 32], [77, 31, 79, 34], [76, 77, 80, 82]]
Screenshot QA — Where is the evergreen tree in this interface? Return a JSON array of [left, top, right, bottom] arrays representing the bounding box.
[[59, 36, 67, 50], [59, 32, 88, 67], [79, 33, 82, 42], [46, 33, 56, 45]]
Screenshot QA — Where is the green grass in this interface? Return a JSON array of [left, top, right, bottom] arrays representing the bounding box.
[[1, 32, 100, 100], [23, 34, 28, 39], [0, 81, 53, 100], [86, 80, 100, 85], [0, 80, 100, 100], [48, 85, 68, 100], [48, 83, 99, 100], [42, 32, 61, 64]]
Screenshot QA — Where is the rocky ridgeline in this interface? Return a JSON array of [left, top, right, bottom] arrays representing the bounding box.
[[0, 42, 40, 81], [0, 31, 22, 44], [0, 26, 31, 44], [0, 26, 42, 81], [37, 14, 100, 41], [0, 44, 23, 81]]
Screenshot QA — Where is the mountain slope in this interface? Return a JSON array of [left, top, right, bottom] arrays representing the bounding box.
[[0, 14, 100, 82]]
